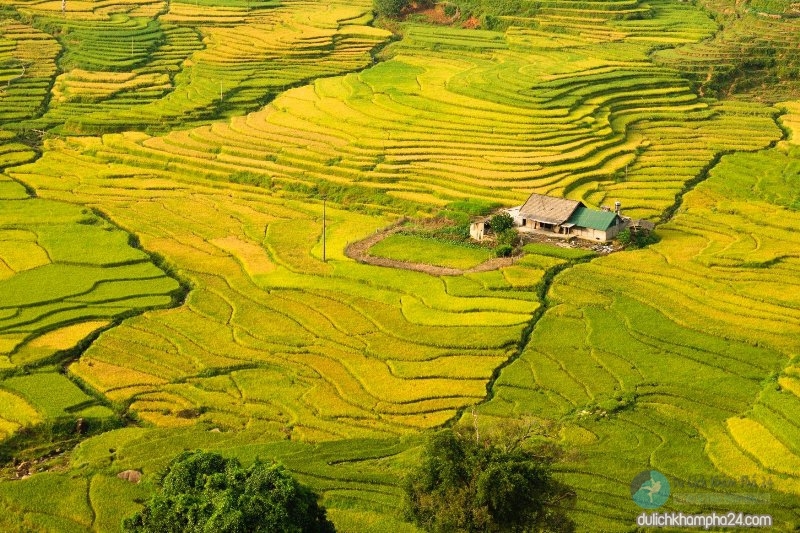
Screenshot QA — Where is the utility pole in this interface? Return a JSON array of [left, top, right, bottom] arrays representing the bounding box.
[[219, 81, 223, 102], [322, 196, 327, 263], [472, 407, 480, 443]]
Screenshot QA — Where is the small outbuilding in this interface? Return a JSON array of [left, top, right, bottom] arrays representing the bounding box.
[[469, 220, 489, 240]]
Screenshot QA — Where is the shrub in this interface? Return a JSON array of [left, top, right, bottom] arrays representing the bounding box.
[[489, 212, 514, 233], [617, 228, 657, 248], [496, 228, 519, 248], [495, 244, 513, 257], [123, 451, 335, 533]]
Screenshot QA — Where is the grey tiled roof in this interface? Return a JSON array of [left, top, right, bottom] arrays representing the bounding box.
[[519, 193, 583, 225]]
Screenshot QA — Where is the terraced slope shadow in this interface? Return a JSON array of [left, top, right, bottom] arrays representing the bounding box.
[[476, 108, 800, 530]]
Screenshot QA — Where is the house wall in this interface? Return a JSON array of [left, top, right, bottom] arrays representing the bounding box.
[[571, 223, 625, 242], [572, 227, 608, 241]]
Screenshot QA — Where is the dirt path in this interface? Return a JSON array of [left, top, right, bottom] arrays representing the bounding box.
[[344, 223, 518, 276]]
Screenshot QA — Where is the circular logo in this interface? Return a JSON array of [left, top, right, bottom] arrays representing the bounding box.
[[630, 470, 670, 509]]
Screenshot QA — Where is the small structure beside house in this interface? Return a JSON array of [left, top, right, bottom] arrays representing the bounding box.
[[470, 220, 489, 241], [510, 193, 628, 242], [627, 218, 656, 233]]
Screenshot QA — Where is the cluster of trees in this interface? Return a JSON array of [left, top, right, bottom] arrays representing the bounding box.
[[125, 424, 573, 533], [617, 228, 657, 248]]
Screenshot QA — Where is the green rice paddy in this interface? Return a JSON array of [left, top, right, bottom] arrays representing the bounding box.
[[369, 234, 492, 269]]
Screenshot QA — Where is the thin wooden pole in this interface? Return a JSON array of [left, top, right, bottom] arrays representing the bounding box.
[[322, 197, 327, 263]]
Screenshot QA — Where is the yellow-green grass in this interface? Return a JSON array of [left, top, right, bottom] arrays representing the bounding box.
[[727, 417, 800, 477], [0, 387, 40, 439], [522, 242, 596, 260], [781, 101, 800, 145], [368, 234, 492, 269], [2, 370, 110, 418]]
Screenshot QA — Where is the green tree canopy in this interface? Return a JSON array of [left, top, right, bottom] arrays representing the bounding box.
[[490, 212, 515, 233], [404, 424, 574, 532], [123, 451, 335, 533]]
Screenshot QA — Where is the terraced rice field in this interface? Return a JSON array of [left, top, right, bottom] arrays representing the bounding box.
[[0, 0, 797, 529], [478, 125, 800, 528], [18, 0, 392, 133], [0, 156, 181, 441], [20, 19, 780, 220], [10, 150, 537, 436], [368, 234, 493, 269], [653, 0, 800, 101]]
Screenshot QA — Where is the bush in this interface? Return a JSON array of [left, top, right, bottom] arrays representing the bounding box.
[[123, 451, 335, 533], [373, 0, 409, 17], [496, 228, 519, 248], [404, 425, 574, 533], [495, 244, 513, 257], [489, 212, 514, 233]]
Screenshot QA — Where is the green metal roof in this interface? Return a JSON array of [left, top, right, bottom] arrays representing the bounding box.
[[566, 206, 619, 231]]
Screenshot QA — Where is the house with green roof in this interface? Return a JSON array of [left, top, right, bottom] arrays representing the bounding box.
[[510, 193, 627, 242]]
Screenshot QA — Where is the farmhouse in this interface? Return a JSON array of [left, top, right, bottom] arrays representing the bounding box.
[[511, 193, 627, 242]]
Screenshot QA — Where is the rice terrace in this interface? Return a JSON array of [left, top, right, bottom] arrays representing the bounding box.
[[0, 0, 798, 527]]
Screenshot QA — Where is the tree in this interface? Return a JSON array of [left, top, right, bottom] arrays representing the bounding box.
[[404, 424, 575, 533], [373, 0, 409, 17], [124, 451, 335, 533], [490, 212, 515, 234]]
